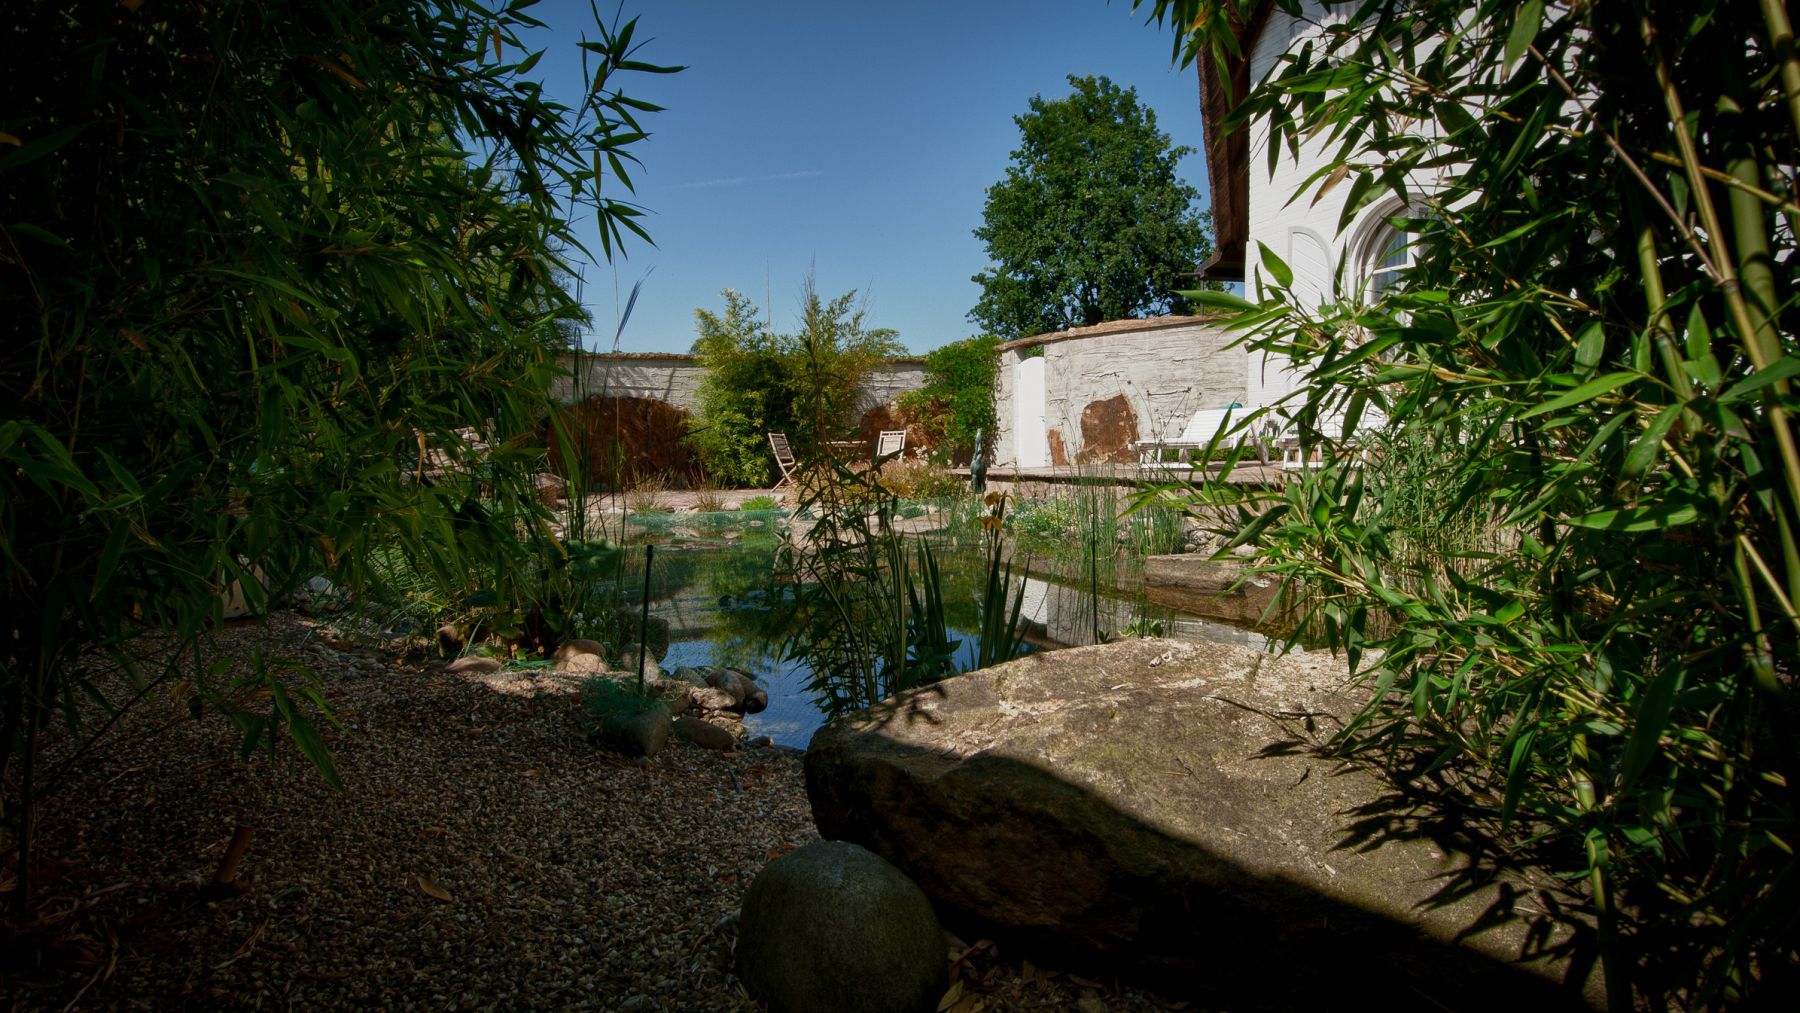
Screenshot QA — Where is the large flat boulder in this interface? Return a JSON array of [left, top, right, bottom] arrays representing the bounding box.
[[805, 638, 1602, 1011]]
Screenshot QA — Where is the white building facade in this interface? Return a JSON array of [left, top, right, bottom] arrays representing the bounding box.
[[1213, 2, 1441, 413]]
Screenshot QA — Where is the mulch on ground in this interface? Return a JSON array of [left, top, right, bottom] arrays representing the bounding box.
[[2, 611, 1191, 1011]]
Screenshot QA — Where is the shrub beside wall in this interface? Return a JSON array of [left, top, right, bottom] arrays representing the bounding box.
[[547, 396, 703, 489]]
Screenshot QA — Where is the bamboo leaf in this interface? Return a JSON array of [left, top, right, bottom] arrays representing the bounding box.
[[1311, 163, 1351, 207], [1567, 502, 1700, 532], [1501, 727, 1536, 827], [1574, 323, 1605, 372], [1180, 288, 1257, 311], [1621, 403, 1682, 478], [1434, 99, 1477, 137], [0, 122, 89, 172], [286, 705, 342, 791], [1504, 0, 1544, 68], [1619, 666, 1682, 789], [1518, 372, 1639, 419], [1720, 354, 1800, 403], [1258, 241, 1294, 289]]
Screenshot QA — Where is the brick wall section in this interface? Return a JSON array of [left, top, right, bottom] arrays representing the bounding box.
[[992, 316, 1247, 468]]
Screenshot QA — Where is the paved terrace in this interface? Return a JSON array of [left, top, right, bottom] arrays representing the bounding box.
[[950, 461, 1289, 492]]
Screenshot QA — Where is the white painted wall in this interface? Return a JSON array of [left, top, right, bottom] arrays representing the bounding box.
[[551, 353, 926, 416], [552, 354, 705, 411], [1242, 4, 1446, 412]]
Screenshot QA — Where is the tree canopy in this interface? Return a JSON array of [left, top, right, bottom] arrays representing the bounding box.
[[969, 74, 1212, 339]]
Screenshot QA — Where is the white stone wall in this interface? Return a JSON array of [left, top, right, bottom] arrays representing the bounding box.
[[991, 317, 1246, 468], [550, 353, 926, 416], [552, 354, 706, 411], [859, 361, 928, 414]]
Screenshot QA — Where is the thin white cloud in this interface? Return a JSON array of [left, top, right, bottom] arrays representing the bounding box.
[[675, 169, 824, 190]]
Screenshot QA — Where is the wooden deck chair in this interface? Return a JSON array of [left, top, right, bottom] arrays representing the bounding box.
[[875, 429, 906, 459], [768, 432, 799, 488]]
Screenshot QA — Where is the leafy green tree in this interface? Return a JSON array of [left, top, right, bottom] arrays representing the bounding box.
[[970, 74, 1212, 339], [688, 290, 791, 487], [0, 0, 671, 908], [900, 335, 1002, 461], [687, 282, 903, 485], [787, 278, 905, 455], [1144, 0, 1800, 1003]]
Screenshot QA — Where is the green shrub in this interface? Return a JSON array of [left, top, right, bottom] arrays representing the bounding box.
[[875, 458, 967, 501], [738, 495, 780, 512], [685, 291, 790, 488], [899, 335, 1001, 460], [1011, 497, 1078, 545], [580, 675, 662, 719], [686, 283, 903, 487]]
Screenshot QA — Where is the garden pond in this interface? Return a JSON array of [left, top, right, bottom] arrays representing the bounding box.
[[607, 509, 1283, 748]]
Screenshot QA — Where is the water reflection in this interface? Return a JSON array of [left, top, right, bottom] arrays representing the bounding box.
[[620, 536, 1280, 748]]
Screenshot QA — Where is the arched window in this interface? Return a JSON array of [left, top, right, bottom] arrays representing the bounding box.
[[1366, 223, 1415, 300], [1347, 197, 1422, 304]]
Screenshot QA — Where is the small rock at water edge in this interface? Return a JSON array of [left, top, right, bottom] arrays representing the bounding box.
[[674, 715, 737, 751], [687, 686, 737, 712], [554, 638, 608, 660], [556, 653, 610, 676], [705, 668, 749, 705], [446, 656, 501, 675]]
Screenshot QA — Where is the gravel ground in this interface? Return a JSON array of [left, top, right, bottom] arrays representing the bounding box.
[[3, 611, 1190, 1012]]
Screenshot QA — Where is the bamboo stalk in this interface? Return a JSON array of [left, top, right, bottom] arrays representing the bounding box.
[[1645, 150, 1800, 214], [1646, 14, 1800, 624], [1761, 0, 1800, 143], [1632, 211, 1693, 404]]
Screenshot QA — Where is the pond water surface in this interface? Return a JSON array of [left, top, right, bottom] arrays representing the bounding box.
[[615, 521, 1280, 748]]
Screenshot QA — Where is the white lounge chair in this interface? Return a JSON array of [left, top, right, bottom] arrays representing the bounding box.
[[874, 429, 906, 459], [1280, 407, 1385, 469], [1131, 407, 1248, 466]]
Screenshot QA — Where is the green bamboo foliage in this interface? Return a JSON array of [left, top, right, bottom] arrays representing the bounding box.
[[0, 1, 674, 911], [1142, 0, 1800, 1004]]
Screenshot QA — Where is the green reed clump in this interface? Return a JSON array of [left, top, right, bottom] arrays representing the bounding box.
[[778, 454, 1027, 716]]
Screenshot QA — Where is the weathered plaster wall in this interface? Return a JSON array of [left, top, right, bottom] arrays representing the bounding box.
[[551, 353, 927, 415], [552, 353, 705, 412], [992, 316, 1247, 468], [859, 362, 928, 414]]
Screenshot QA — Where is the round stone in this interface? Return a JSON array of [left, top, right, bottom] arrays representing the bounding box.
[[736, 841, 945, 1013]]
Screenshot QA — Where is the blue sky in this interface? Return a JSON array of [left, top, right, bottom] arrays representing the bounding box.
[[527, 1, 1210, 355]]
